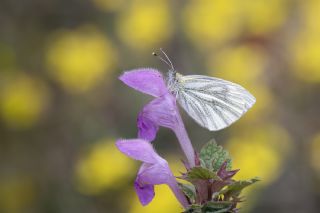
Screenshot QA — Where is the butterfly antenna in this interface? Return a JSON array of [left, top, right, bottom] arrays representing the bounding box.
[[160, 48, 174, 70], [152, 51, 172, 69]]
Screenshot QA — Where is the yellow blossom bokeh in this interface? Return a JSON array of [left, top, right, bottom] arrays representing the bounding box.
[[75, 139, 136, 195], [183, 0, 289, 48], [183, 0, 240, 48], [227, 125, 291, 184], [227, 125, 291, 212], [117, 0, 172, 51], [240, 0, 289, 35], [290, 34, 320, 83], [289, 0, 320, 83], [46, 26, 116, 93], [0, 73, 49, 129], [300, 0, 320, 35], [208, 45, 266, 89]]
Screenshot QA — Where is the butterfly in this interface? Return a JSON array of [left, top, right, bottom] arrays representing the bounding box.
[[153, 49, 256, 131]]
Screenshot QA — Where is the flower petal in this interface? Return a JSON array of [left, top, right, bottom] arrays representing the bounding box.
[[133, 162, 170, 206], [135, 162, 189, 208], [116, 139, 160, 163], [138, 94, 179, 131], [137, 163, 172, 185], [137, 93, 196, 167], [137, 112, 159, 141], [119, 68, 168, 97], [134, 181, 155, 206]]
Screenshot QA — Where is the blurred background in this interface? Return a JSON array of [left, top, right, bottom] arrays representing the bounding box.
[[0, 0, 320, 212]]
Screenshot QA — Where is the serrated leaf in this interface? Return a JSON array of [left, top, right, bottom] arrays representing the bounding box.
[[203, 208, 231, 213], [186, 167, 221, 181], [221, 177, 260, 197], [200, 139, 232, 171], [204, 201, 233, 209], [178, 182, 196, 203], [202, 201, 234, 213], [185, 202, 235, 213], [200, 158, 206, 168], [183, 204, 202, 213]]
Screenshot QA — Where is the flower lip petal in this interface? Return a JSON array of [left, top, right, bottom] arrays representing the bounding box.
[[116, 139, 160, 164], [136, 162, 189, 208], [119, 68, 168, 97], [134, 181, 155, 206]]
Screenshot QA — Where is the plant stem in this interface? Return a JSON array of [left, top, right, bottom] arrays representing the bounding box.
[[168, 179, 190, 208], [174, 113, 195, 168]]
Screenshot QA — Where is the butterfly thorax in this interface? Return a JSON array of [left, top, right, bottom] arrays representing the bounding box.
[[167, 70, 184, 96]]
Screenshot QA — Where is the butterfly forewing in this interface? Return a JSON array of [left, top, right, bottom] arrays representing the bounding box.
[[174, 74, 255, 131]]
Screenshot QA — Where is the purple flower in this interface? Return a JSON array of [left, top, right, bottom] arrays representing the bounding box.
[[119, 68, 168, 97], [119, 68, 195, 167], [116, 138, 189, 208]]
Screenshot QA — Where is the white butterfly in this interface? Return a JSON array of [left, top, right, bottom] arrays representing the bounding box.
[[153, 49, 256, 131]]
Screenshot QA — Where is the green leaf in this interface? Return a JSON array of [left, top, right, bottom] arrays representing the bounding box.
[[203, 208, 231, 213], [186, 167, 221, 181], [221, 177, 260, 197], [184, 202, 234, 213], [183, 204, 202, 213], [200, 139, 232, 171], [178, 182, 196, 203], [200, 158, 206, 168], [197, 201, 233, 213], [203, 207, 231, 213], [204, 201, 233, 209]]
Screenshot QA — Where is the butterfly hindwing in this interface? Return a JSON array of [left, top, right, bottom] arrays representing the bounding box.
[[175, 74, 255, 131]]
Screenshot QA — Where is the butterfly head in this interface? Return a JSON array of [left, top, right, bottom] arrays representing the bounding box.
[[152, 49, 183, 94]]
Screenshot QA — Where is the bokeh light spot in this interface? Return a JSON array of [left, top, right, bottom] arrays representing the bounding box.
[[240, 0, 289, 35], [227, 125, 291, 184], [208, 45, 266, 89], [227, 125, 291, 212], [46, 26, 116, 93], [291, 34, 320, 83], [0, 74, 49, 129], [289, 0, 320, 83], [75, 139, 136, 195], [183, 0, 240, 47], [117, 0, 172, 51]]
